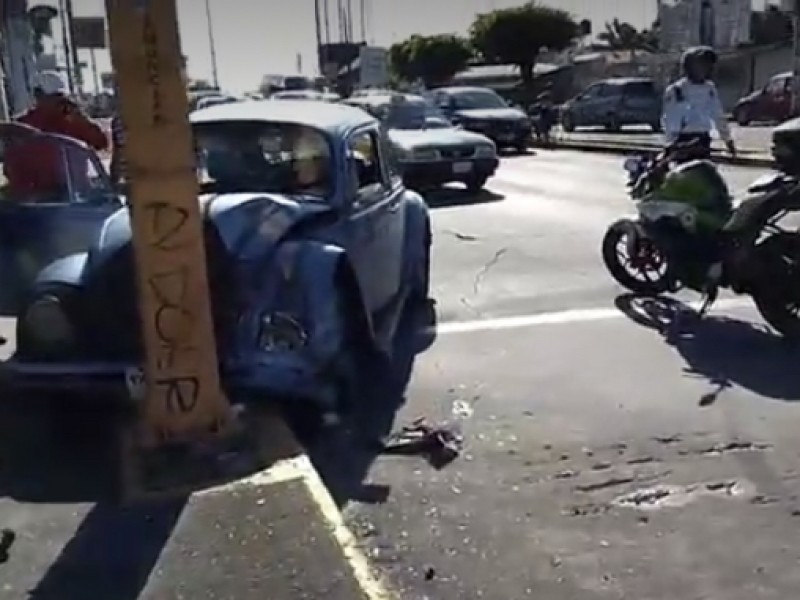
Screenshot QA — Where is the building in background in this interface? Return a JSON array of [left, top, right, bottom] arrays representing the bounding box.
[[658, 0, 751, 53]]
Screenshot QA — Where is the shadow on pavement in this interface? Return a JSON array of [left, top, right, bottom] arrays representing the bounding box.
[[0, 403, 129, 503], [615, 293, 800, 403], [311, 300, 437, 507], [27, 498, 186, 600], [423, 188, 505, 209]]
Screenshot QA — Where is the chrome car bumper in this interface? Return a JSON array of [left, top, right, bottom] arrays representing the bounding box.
[[401, 157, 499, 188]]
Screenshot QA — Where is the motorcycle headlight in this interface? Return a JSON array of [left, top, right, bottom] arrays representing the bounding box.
[[23, 294, 73, 348], [258, 312, 307, 351], [475, 144, 496, 158]]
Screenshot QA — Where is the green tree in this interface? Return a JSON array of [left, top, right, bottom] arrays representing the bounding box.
[[389, 34, 472, 87], [598, 18, 656, 62], [469, 2, 579, 84]]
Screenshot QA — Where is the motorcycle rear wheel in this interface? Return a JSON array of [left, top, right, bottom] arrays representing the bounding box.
[[751, 234, 800, 340], [602, 219, 673, 296]]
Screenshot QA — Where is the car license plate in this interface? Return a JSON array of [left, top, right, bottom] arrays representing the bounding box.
[[125, 366, 146, 401], [453, 161, 472, 174]]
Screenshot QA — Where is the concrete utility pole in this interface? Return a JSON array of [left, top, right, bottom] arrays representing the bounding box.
[[104, 0, 231, 454]]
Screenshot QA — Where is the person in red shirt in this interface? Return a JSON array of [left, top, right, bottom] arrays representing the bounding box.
[[5, 71, 108, 199]]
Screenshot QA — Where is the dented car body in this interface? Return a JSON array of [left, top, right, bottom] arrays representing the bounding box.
[[1, 101, 432, 415]]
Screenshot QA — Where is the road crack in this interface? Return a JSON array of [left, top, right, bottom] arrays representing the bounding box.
[[473, 247, 508, 295]]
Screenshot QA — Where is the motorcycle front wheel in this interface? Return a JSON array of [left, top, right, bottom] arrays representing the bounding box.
[[751, 233, 800, 340], [602, 219, 673, 296]]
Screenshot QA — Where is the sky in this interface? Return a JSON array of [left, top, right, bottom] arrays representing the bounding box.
[[46, 0, 668, 93]]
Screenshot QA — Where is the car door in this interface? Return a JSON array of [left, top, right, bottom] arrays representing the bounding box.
[[344, 126, 406, 313], [0, 127, 121, 310], [573, 84, 603, 127]]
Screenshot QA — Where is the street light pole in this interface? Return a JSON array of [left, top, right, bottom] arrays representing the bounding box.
[[63, 0, 82, 94], [792, 0, 800, 117], [204, 0, 220, 89]]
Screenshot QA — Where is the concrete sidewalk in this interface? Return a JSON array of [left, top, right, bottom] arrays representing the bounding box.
[[550, 126, 774, 167], [550, 134, 773, 168], [0, 409, 393, 600]]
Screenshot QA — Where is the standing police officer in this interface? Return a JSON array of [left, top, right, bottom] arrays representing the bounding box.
[[662, 46, 736, 158]]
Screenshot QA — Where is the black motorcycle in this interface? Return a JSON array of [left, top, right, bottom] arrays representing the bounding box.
[[602, 137, 800, 339]]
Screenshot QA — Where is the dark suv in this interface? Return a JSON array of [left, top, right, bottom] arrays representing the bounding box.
[[561, 78, 662, 132], [428, 86, 532, 152]]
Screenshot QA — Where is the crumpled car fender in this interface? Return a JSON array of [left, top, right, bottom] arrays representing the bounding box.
[[267, 240, 374, 359], [34, 252, 89, 287], [401, 190, 431, 280]]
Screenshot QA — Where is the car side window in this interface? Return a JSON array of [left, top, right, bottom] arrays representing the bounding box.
[[768, 77, 787, 95], [581, 85, 600, 99], [378, 130, 401, 182], [348, 130, 385, 198]]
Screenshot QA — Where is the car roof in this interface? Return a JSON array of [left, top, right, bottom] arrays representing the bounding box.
[[346, 93, 425, 106], [191, 99, 376, 135], [601, 77, 655, 85], [434, 86, 497, 95]]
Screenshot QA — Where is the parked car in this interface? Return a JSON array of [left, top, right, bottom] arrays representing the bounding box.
[[0, 122, 121, 313], [733, 71, 794, 126], [427, 86, 531, 152], [195, 94, 239, 110], [0, 101, 432, 424], [560, 78, 662, 132], [343, 94, 499, 192], [271, 90, 340, 102]]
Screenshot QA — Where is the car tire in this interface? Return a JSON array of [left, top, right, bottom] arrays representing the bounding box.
[[605, 115, 621, 132], [465, 175, 489, 193]]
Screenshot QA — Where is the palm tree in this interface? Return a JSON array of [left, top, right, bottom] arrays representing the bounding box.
[[598, 18, 655, 64]]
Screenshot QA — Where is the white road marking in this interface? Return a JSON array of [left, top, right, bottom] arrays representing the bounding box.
[[434, 297, 751, 335]]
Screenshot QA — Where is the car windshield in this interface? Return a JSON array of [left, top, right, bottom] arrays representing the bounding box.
[[452, 90, 507, 109], [380, 101, 448, 130], [194, 121, 332, 199]]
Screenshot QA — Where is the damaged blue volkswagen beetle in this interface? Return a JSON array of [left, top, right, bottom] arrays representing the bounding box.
[[2, 100, 432, 422]]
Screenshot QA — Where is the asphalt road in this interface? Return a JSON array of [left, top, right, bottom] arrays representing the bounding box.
[[1, 150, 800, 598], [330, 150, 800, 599], [560, 123, 772, 153]]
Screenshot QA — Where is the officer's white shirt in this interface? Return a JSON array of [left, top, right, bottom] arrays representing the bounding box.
[[662, 77, 731, 144]]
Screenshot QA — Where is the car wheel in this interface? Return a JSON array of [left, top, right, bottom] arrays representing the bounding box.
[[465, 175, 489, 193], [605, 114, 621, 132], [562, 112, 575, 132]]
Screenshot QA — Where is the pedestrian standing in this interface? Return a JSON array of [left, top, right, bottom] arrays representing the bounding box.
[[661, 46, 736, 158]]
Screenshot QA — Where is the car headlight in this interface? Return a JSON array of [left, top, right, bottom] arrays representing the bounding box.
[[258, 312, 307, 351], [475, 144, 496, 158], [23, 294, 73, 348], [412, 148, 440, 161]]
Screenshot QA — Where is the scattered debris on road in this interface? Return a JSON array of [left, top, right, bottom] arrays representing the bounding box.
[[380, 417, 463, 469]]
